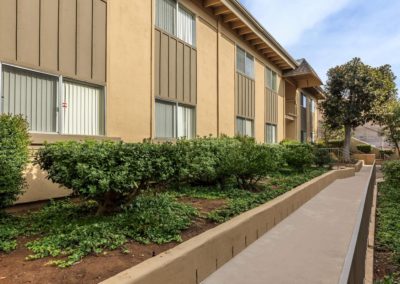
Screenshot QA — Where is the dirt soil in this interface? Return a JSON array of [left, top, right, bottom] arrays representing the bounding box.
[[0, 198, 226, 284], [374, 248, 399, 281]]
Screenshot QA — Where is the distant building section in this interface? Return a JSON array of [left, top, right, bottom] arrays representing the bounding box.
[[353, 123, 391, 149]]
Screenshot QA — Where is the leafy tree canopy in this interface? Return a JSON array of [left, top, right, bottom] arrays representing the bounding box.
[[322, 58, 397, 130]]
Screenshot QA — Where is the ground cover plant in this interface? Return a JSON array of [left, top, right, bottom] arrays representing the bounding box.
[[1, 136, 331, 269], [375, 161, 400, 282]]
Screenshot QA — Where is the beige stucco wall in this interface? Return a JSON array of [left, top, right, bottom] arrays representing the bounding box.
[[217, 33, 236, 137], [106, 0, 153, 142], [196, 18, 218, 137], [17, 164, 72, 204]]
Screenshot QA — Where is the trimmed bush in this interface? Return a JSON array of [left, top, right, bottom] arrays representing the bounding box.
[[357, 144, 372, 154], [281, 141, 315, 170], [382, 160, 400, 186], [0, 114, 30, 210], [35, 140, 175, 215], [314, 148, 332, 167], [222, 137, 283, 189], [327, 139, 345, 148]]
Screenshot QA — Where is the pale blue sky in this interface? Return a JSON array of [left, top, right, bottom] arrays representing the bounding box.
[[239, 0, 400, 89]]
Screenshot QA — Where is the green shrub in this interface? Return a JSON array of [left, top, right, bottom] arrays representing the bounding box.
[[357, 144, 372, 154], [0, 114, 30, 210], [382, 160, 400, 186], [380, 149, 395, 159], [223, 137, 283, 189], [281, 142, 315, 170], [35, 140, 175, 215], [173, 137, 241, 186], [314, 148, 332, 167]]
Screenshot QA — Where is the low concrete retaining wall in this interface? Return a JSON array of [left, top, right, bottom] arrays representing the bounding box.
[[339, 163, 376, 284], [102, 167, 357, 284], [353, 154, 376, 165]]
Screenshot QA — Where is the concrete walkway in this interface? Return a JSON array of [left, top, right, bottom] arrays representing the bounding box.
[[202, 166, 374, 284]]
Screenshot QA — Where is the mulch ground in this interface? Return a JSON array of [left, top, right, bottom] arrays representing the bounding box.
[[0, 198, 226, 284]]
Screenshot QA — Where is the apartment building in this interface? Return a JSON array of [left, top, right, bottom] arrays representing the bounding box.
[[0, 0, 324, 203]]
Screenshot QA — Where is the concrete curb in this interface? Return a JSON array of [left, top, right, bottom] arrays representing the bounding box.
[[101, 167, 357, 284]]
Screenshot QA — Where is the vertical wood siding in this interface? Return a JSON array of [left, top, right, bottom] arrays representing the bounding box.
[[235, 72, 255, 119], [154, 28, 197, 105], [0, 0, 106, 84], [265, 89, 278, 124]]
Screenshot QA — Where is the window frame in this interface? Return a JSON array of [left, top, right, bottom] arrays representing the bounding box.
[[155, 0, 197, 47], [236, 46, 254, 79], [0, 62, 106, 136], [155, 99, 196, 140], [236, 116, 254, 137], [265, 123, 277, 144], [301, 93, 307, 108], [266, 67, 278, 92]]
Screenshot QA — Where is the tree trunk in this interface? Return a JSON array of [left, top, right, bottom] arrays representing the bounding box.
[[343, 125, 352, 163]]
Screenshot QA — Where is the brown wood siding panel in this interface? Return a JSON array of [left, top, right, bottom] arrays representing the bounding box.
[[76, 0, 92, 80], [17, 0, 40, 66], [169, 37, 177, 101], [183, 45, 190, 103], [40, 0, 58, 70], [154, 28, 197, 105], [0, 0, 106, 84], [176, 42, 184, 101], [0, 0, 17, 61], [236, 72, 255, 119], [154, 29, 161, 96], [59, 0, 77, 75], [265, 89, 278, 124], [160, 33, 169, 99], [190, 49, 197, 104], [92, 0, 106, 82]]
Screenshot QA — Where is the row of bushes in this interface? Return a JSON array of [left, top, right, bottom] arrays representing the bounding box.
[[35, 137, 329, 215]]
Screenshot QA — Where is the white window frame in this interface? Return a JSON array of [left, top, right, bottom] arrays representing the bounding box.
[[0, 62, 106, 136], [266, 67, 278, 92], [155, 99, 196, 139], [265, 123, 277, 144], [236, 46, 254, 79], [236, 116, 254, 137], [155, 0, 196, 47], [311, 99, 316, 113], [301, 93, 307, 108]]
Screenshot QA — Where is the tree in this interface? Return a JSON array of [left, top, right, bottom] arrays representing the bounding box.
[[381, 100, 400, 156], [321, 58, 397, 162]]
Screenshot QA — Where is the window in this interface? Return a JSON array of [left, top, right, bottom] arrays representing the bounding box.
[[0, 64, 105, 135], [236, 46, 254, 78], [236, 117, 253, 137], [266, 67, 278, 92], [301, 94, 307, 108], [156, 0, 196, 46], [265, 124, 277, 144], [310, 132, 315, 143], [311, 99, 315, 113], [301, 131, 307, 143], [1, 65, 58, 133], [155, 100, 195, 139], [62, 81, 105, 136]]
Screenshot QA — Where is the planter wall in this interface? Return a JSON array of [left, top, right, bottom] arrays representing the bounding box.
[[102, 167, 357, 284], [353, 154, 376, 165]]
